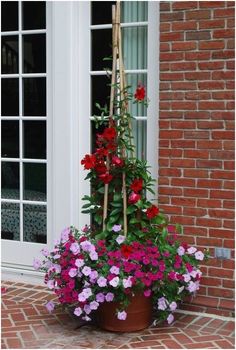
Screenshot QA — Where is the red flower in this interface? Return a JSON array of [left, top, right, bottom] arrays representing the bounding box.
[[99, 173, 113, 184], [134, 84, 145, 101], [128, 192, 141, 204], [81, 154, 96, 170], [102, 127, 117, 141], [121, 245, 133, 259], [96, 147, 108, 157], [146, 205, 159, 219], [130, 178, 143, 193], [112, 155, 124, 167], [94, 160, 107, 174]]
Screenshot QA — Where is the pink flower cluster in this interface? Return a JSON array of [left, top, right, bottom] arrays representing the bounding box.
[[35, 226, 205, 324]]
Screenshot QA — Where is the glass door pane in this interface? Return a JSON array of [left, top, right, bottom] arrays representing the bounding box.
[[1, 1, 47, 245]]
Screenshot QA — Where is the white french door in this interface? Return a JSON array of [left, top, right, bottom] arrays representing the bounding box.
[[1, 1, 51, 269], [1, 1, 159, 275]]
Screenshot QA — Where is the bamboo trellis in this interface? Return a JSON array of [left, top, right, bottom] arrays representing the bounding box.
[[102, 1, 132, 236]]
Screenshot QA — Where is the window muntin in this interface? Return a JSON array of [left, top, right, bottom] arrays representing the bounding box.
[[1, 1, 47, 244], [90, 1, 148, 160]]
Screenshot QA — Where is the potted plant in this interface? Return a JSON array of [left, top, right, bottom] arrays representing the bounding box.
[[34, 2, 207, 332]]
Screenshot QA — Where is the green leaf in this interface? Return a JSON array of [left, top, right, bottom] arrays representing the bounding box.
[[111, 202, 123, 208], [82, 195, 91, 201], [108, 214, 120, 224], [114, 192, 122, 201], [110, 208, 122, 216], [82, 203, 92, 209], [129, 218, 140, 224], [97, 187, 105, 194], [81, 209, 92, 214], [126, 206, 136, 215], [94, 214, 102, 225]]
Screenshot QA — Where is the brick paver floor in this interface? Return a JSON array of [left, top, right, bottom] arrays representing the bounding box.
[[1, 280, 235, 349]]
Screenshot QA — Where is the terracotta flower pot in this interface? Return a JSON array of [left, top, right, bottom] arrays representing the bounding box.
[[97, 293, 153, 332]]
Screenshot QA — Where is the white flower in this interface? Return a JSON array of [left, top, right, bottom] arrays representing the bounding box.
[[123, 277, 132, 289], [195, 251, 204, 261], [177, 286, 185, 294], [70, 242, 80, 255], [109, 276, 119, 287], [69, 268, 78, 278], [183, 274, 191, 283], [116, 235, 125, 245], [110, 266, 120, 275], [187, 246, 197, 254], [47, 280, 55, 290], [117, 311, 127, 320], [97, 277, 107, 287], [81, 266, 92, 276], [75, 258, 84, 268]]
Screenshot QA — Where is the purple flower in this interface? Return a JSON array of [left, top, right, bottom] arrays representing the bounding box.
[[195, 251, 204, 261], [96, 293, 105, 303], [187, 246, 197, 255], [82, 225, 89, 232], [89, 270, 98, 281], [47, 280, 55, 290], [97, 276, 107, 287], [82, 266, 92, 276], [157, 297, 167, 311], [78, 292, 87, 302], [89, 251, 98, 261], [70, 242, 80, 255], [33, 258, 42, 271], [115, 235, 125, 245], [61, 227, 70, 242], [84, 304, 91, 314], [74, 307, 82, 317], [177, 246, 185, 256], [187, 281, 200, 293], [80, 240, 94, 253], [167, 313, 174, 324], [117, 311, 127, 320], [69, 268, 78, 278], [169, 301, 177, 311], [83, 288, 92, 298], [90, 301, 99, 310], [75, 258, 84, 268], [41, 248, 49, 257], [45, 301, 55, 313], [109, 276, 119, 287], [112, 224, 122, 232], [110, 266, 120, 275], [105, 292, 114, 302]]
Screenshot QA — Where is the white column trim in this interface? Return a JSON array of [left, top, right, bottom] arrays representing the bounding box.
[[147, 1, 159, 200]]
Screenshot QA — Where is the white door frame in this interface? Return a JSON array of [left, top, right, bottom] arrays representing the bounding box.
[[2, 1, 159, 282]]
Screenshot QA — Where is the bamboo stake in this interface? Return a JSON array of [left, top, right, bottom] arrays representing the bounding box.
[[116, 2, 128, 236], [102, 4, 119, 231]]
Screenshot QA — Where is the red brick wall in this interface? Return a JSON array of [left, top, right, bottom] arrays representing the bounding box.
[[159, 1, 235, 313]]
